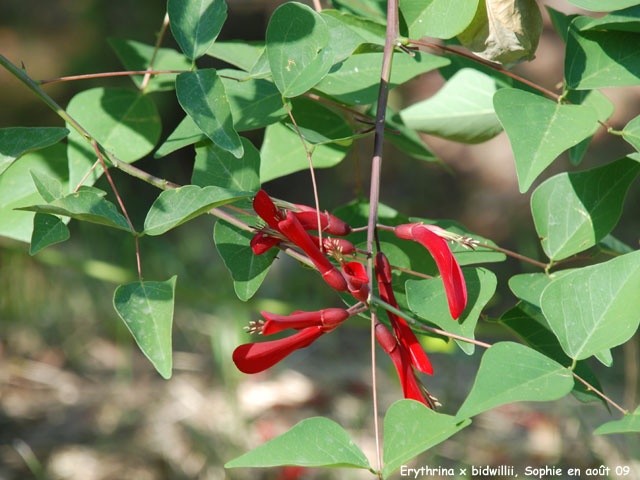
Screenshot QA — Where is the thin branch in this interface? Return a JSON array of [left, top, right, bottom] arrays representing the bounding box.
[[390, 265, 433, 280], [572, 372, 628, 416], [91, 141, 142, 280], [73, 159, 100, 192], [312, 0, 322, 12], [283, 101, 324, 251], [37, 69, 187, 85], [371, 310, 382, 480], [141, 12, 171, 91], [474, 241, 548, 269]]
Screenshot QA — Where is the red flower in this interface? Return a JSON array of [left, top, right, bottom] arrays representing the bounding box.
[[233, 326, 325, 374], [375, 322, 434, 408], [256, 308, 350, 335], [253, 190, 284, 231], [278, 211, 348, 292], [309, 235, 356, 255], [394, 223, 467, 319], [250, 231, 282, 255], [375, 252, 433, 375], [342, 261, 369, 302], [293, 205, 351, 236]]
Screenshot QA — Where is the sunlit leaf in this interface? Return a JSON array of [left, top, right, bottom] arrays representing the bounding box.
[[0, 127, 68, 176], [399, 0, 479, 39], [168, 0, 227, 60], [193, 138, 260, 191], [623, 115, 640, 152], [594, 407, 640, 435]]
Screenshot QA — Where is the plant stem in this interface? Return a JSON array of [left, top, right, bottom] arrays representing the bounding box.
[[572, 372, 628, 416], [38, 69, 187, 85], [141, 12, 171, 92], [474, 241, 548, 269]]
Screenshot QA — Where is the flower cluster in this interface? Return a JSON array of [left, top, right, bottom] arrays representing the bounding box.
[[232, 190, 468, 407]]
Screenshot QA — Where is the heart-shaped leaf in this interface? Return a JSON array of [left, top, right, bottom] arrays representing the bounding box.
[[193, 138, 260, 191], [399, 0, 479, 39], [168, 0, 227, 60], [0, 127, 68, 176], [29, 213, 70, 255], [594, 407, 640, 435], [113, 276, 177, 379], [493, 88, 598, 192]]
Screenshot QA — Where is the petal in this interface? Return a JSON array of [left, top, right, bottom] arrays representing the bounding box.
[[342, 261, 368, 287], [261, 308, 349, 335], [232, 326, 324, 374], [294, 205, 351, 236], [250, 232, 282, 255], [253, 190, 282, 231]]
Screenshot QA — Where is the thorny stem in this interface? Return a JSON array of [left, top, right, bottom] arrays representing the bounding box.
[[141, 12, 171, 92], [283, 101, 324, 252], [91, 141, 142, 280], [368, 0, 398, 475], [37, 70, 187, 85]]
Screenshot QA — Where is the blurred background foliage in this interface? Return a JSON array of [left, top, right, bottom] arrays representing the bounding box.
[[0, 0, 639, 479]]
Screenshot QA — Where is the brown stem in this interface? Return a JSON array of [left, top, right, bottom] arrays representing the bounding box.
[[474, 242, 548, 269], [38, 70, 187, 85], [141, 12, 171, 91], [73, 159, 100, 192], [312, 0, 322, 12], [572, 372, 628, 416]]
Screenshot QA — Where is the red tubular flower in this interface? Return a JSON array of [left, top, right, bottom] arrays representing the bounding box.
[[394, 223, 467, 320], [375, 253, 433, 375], [259, 308, 350, 335], [294, 205, 351, 236], [278, 211, 348, 292], [250, 231, 282, 255], [375, 323, 434, 408], [342, 261, 369, 302], [253, 190, 284, 231], [233, 326, 325, 374], [308, 235, 356, 255]]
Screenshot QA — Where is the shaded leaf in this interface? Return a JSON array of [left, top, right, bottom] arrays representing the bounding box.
[[401, 68, 502, 144], [541, 250, 640, 360], [493, 88, 598, 192], [382, 400, 470, 479], [176, 69, 244, 158], [108, 38, 192, 92], [113, 276, 177, 379], [315, 50, 449, 106], [225, 417, 371, 469], [30, 169, 64, 202], [456, 342, 574, 419], [18, 190, 131, 232], [546, 6, 577, 43], [321, 10, 386, 45], [407, 267, 497, 354], [282, 97, 354, 145], [66, 88, 161, 189], [266, 2, 334, 97], [594, 407, 640, 435], [0, 144, 69, 242], [577, 6, 640, 32], [531, 156, 640, 260], [144, 185, 251, 236], [259, 122, 350, 182], [623, 115, 640, 152], [399, 0, 479, 39], [154, 116, 204, 159], [206, 41, 264, 70], [565, 17, 640, 89], [598, 234, 634, 255], [193, 138, 260, 191], [214, 220, 277, 301], [0, 127, 68, 176], [565, 0, 640, 12], [29, 213, 70, 255], [329, 0, 387, 21], [168, 0, 227, 60], [384, 111, 440, 163]]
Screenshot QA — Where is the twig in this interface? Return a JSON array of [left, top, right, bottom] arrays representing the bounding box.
[[572, 372, 628, 416], [38, 70, 187, 85], [141, 12, 171, 92], [474, 241, 548, 269], [312, 0, 322, 12], [283, 101, 324, 251], [73, 159, 100, 192], [91, 141, 143, 280]]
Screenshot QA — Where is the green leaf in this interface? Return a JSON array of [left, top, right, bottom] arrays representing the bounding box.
[[407, 268, 497, 355], [30, 169, 64, 202], [214, 220, 277, 301], [565, 0, 640, 12], [321, 11, 374, 63], [18, 190, 131, 231], [497, 301, 605, 404], [565, 17, 640, 89], [531, 156, 640, 260], [206, 41, 264, 71], [107, 38, 192, 92], [0, 144, 68, 242], [384, 111, 440, 163], [266, 2, 334, 97], [508, 271, 572, 307], [456, 342, 574, 419], [546, 7, 577, 43], [623, 115, 640, 152], [595, 349, 613, 367], [66, 88, 161, 189], [321, 10, 386, 45], [493, 88, 599, 192], [29, 214, 70, 255], [598, 233, 634, 255], [594, 406, 640, 435], [401, 68, 502, 144], [259, 122, 350, 182], [154, 116, 204, 159], [577, 6, 640, 32], [168, 0, 226, 60], [225, 417, 371, 470], [0, 127, 68, 176], [283, 97, 354, 145], [399, 0, 479, 39], [565, 89, 615, 166], [176, 69, 244, 158], [193, 138, 260, 191], [144, 185, 250, 236], [315, 51, 449, 106], [219, 69, 288, 131], [382, 400, 470, 479], [329, 0, 387, 21], [113, 276, 177, 379], [541, 250, 640, 360]]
